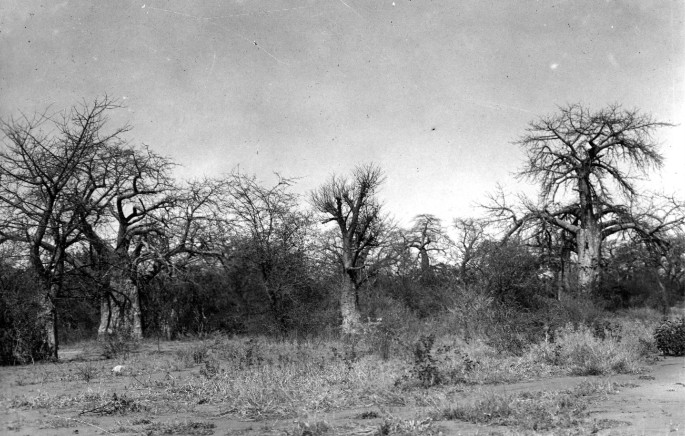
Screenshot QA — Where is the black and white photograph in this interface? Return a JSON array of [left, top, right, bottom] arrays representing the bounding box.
[[1, 1, 684, 434]]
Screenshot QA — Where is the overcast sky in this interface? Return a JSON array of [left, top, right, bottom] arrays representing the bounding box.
[[1, 0, 683, 226]]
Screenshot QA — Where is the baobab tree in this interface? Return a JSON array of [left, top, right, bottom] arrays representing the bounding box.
[[403, 214, 452, 278], [310, 163, 388, 334], [489, 104, 682, 294], [78, 144, 177, 340]]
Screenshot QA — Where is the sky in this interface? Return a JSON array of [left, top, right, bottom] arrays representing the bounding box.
[[1, 0, 683, 227]]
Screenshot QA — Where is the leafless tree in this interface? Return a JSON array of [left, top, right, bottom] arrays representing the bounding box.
[[222, 172, 313, 331], [453, 217, 488, 284], [137, 177, 232, 337], [0, 97, 129, 357], [488, 104, 682, 294], [310, 163, 388, 334], [77, 143, 177, 340], [402, 214, 453, 278]]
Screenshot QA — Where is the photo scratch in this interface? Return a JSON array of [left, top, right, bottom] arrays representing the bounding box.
[[145, 5, 312, 21], [208, 52, 216, 75], [250, 40, 288, 66], [146, 5, 290, 66], [473, 100, 535, 114], [337, 0, 363, 18]]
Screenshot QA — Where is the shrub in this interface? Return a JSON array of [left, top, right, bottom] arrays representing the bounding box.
[[411, 334, 442, 387], [101, 329, 139, 359], [395, 334, 480, 388], [529, 323, 640, 375], [433, 381, 619, 431], [0, 269, 53, 365], [176, 341, 212, 367], [75, 362, 99, 382], [289, 420, 332, 436], [199, 357, 222, 379], [653, 318, 685, 356]]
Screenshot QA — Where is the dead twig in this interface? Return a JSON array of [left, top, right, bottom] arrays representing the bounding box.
[[46, 413, 116, 435]]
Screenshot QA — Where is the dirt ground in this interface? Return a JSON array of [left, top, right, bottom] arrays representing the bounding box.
[[1, 343, 683, 436]]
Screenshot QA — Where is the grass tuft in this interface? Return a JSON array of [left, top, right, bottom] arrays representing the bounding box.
[[527, 322, 649, 375], [433, 380, 619, 431]]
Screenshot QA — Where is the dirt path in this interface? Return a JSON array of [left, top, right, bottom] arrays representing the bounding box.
[[588, 357, 685, 436], [301, 356, 685, 435]]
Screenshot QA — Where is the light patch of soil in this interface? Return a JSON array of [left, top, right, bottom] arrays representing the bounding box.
[[588, 358, 685, 436], [1, 341, 683, 435]]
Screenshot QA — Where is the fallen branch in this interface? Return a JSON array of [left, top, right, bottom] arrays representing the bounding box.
[[46, 413, 116, 435]]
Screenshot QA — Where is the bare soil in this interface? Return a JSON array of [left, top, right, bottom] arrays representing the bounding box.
[[1, 342, 683, 436]]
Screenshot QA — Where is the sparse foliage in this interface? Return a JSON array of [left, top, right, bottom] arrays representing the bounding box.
[[222, 172, 313, 332], [0, 97, 130, 358], [310, 163, 390, 334], [403, 214, 453, 279], [487, 104, 682, 294]]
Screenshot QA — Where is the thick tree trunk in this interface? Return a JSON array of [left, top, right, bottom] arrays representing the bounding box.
[[576, 226, 601, 294], [38, 288, 58, 360], [557, 241, 573, 300], [98, 294, 115, 337], [340, 240, 363, 334], [97, 273, 143, 340], [419, 248, 430, 276], [340, 276, 362, 334]]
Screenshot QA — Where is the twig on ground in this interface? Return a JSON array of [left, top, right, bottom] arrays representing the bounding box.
[[46, 413, 116, 435]]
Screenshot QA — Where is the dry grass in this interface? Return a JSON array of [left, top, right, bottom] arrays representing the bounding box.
[[1, 310, 664, 434], [431, 380, 622, 432], [526, 317, 657, 376]]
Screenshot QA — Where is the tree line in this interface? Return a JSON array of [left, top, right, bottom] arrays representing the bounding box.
[[1, 98, 683, 362]]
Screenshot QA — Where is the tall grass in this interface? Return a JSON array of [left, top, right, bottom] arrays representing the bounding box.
[[432, 380, 621, 431], [526, 317, 657, 375], [4, 304, 664, 435]]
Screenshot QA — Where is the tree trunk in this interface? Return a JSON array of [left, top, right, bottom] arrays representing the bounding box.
[[419, 248, 430, 276], [98, 293, 116, 338], [656, 275, 669, 315], [161, 303, 179, 340], [38, 289, 58, 360], [576, 226, 601, 294], [557, 241, 573, 300], [262, 277, 288, 333], [97, 273, 143, 340], [339, 275, 362, 334]]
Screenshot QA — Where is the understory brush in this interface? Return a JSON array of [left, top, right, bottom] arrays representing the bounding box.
[[155, 335, 407, 418], [527, 319, 655, 375], [654, 317, 685, 356], [432, 380, 622, 431], [101, 329, 140, 360], [395, 307, 660, 388], [4, 306, 663, 428], [395, 333, 559, 389]]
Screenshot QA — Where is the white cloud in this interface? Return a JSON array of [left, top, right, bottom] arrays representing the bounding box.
[[550, 63, 559, 70]]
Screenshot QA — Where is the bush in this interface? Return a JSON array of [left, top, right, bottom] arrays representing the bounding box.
[[0, 267, 53, 365], [653, 318, 685, 356], [411, 334, 442, 387], [530, 323, 640, 375], [101, 329, 139, 359], [433, 380, 619, 431]]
